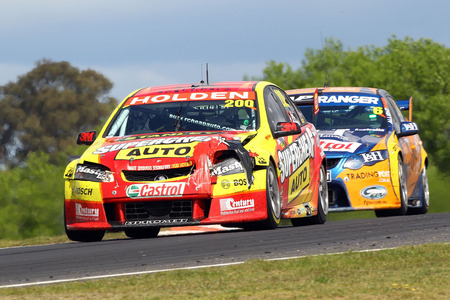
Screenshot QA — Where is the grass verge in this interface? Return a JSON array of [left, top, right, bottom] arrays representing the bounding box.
[[0, 243, 448, 299]]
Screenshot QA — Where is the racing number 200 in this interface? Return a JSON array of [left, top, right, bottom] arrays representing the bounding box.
[[225, 100, 256, 109]]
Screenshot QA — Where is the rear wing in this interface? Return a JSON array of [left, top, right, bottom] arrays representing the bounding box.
[[288, 89, 320, 125], [396, 97, 413, 121]]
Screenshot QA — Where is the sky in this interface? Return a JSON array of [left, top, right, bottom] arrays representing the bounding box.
[[0, 0, 449, 101]]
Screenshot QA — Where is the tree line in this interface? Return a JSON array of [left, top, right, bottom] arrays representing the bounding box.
[[247, 36, 449, 172]]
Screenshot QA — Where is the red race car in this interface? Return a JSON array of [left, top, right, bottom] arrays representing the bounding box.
[[64, 81, 328, 241]]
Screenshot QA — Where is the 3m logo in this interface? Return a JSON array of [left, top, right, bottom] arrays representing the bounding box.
[[79, 131, 95, 142], [126, 182, 186, 198]]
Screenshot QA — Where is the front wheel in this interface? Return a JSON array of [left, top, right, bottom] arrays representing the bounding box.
[[64, 202, 105, 242], [375, 155, 408, 217], [247, 162, 281, 230], [408, 166, 429, 215], [66, 229, 105, 242]]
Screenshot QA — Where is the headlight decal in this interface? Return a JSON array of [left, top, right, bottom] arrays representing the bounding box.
[[74, 164, 114, 182], [343, 150, 388, 170]]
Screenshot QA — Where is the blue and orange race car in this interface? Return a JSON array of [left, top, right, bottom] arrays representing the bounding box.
[[63, 81, 328, 242], [287, 87, 429, 217]]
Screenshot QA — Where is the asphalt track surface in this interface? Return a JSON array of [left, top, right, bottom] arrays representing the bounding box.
[[0, 213, 448, 288]]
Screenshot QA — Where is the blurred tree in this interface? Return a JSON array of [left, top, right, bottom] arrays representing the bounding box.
[[0, 59, 117, 167], [251, 36, 449, 174]]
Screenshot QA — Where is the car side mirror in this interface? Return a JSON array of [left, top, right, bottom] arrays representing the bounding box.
[[273, 122, 301, 138], [76, 131, 97, 145], [397, 122, 419, 137]]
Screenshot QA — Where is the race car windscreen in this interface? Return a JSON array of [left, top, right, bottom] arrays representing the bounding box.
[[315, 93, 388, 130], [106, 100, 258, 137]]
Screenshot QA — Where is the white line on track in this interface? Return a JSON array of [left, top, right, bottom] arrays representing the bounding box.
[[0, 246, 399, 289]]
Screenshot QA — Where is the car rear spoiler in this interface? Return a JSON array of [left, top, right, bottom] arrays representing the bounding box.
[[289, 88, 320, 125], [396, 97, 413, 121]]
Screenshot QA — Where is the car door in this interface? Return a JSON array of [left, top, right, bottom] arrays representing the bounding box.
[[264, 86, 316, 207], [383, 93, 421, 195]]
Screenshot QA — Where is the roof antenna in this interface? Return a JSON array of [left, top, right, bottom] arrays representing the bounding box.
[[321, 32, 330, 87], [200, 64, 204, 84], [206, 63, 209, 85]]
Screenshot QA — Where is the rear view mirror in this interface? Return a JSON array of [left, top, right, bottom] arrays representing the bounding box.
[[398, 122, 418, 137], [76, 131, 96, 145], [273, 122, 301, 138]]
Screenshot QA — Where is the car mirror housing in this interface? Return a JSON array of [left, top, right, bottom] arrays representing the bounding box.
[[398, 121, 419, 137], [273, 122, 301, 138], [76, 131, 97, 145]]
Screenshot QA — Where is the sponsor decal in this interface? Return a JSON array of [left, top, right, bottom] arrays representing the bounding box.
[[279, 122, 298, 132], [125, 219, 188, 226], [319, 95, 379, 105], [345, 171, 382, 180], [278, 127, 315, 183], [115, 132, 218, 141], [257, 156, 267, 164], [290, 95, 313, 101], [221, 180, 231, 189], [75, 203, 99, 219], [327, 170, 332, 182], [378, 170, 390, 177], [72, 187, 93, 196], [360, 185, 387, 199], [123, 146, 193, 158], [78, 131, 95, 143], [288, 159, 310, 202], [320, 140, 361, 153], [126, 182, 186, 198], [319, 133, 350, 141], [168, 114, 234, 131], [126, 91, 255, 105], [210, 159, 244, 177], [75, 165, 112, 182], [361, 151, 385, 163], [220, 198, 255, 215], [378, 170, 391, 182], [354, 128, 386, 132], [93, 136, 211, 155], [65, 168, 74, 178], [233, 179, 248, 186], [401, 122, 418, 131]]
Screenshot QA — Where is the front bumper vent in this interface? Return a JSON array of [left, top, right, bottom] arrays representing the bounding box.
[[327, 158, 341, 170], [122, 166, 192, 182], [125, 201, 193, 220]]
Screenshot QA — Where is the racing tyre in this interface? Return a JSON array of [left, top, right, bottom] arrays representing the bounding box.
[[66, 229, 105, 242], [247, 162, 281, 230], [291, 164, 328, 226], [124, 227, 160, 239], [408, 166, 429, 215], [375, 155, 408, 217], [64, 203, 105, 242]]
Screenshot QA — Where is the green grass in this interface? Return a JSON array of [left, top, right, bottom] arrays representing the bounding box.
[[1, 243, 448, 299]]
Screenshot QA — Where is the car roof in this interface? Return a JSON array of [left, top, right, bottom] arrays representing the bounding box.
[[287, 87, 379, 96], [133, 81, 260, 98]]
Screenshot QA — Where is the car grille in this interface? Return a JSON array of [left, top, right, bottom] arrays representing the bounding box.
[[122, 166, 192, 182], [125, 201, 192, 220], [327, 158, 341, 170]]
